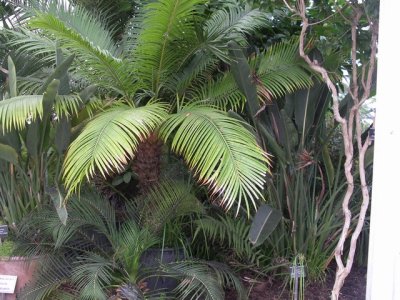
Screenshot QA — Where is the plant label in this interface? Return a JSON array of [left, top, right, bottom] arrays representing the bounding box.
[[0, 225, 8, 238], [290, 266, 305, 278], [0, 275, 17, 294]]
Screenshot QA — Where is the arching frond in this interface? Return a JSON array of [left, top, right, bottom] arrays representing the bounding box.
[[171, 5, 270, 95], [204, 5, 267, 45], [134, 0, 205, 92], [137, 179, 204, 234], [253, 40, 313, 100], [5, 28, 56, 66], [63, 103, 169, 193], [188, 73, 245, 111], [0, 94, 84, 132], [160, 105, 269, 214], [28, 4, 134, 96], [0, 95, 42, 131], [162, 260, 245, 300], [71, 253, 114, 300]]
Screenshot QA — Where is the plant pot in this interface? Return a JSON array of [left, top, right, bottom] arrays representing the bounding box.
[[0, 257, 38, 300], [140, 248, 185, 293]]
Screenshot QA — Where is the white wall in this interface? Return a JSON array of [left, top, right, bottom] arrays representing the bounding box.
[[366, 0, 400, 299]]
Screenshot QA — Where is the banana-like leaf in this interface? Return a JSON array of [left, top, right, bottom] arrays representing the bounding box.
[[48, 187, 68, 226], [0, 143, 18, 164], [248, 203, 282, 246], [228, 41, 259, 120], [55, 116, 71, 155], [160, 105, 269, 214], [38, 53, 74, 94], [7, 56, 17, 98], [63, 103, 169, 193]]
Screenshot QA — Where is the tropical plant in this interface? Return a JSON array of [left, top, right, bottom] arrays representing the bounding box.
[[14, 183, 245, 300], [6, 0, 315, 215], [0, 51, 95, 228]]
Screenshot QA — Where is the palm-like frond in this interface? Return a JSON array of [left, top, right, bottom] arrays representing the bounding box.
[[28, 4, 134, 96], [134, 0, 205, 92], [194, 215, 265, 266], [172, 5, 270, 95], [0, 94, 83, 132], [160, 105, 269, 214], [4, 27, 56, 66], [137, 179, 204, 234], [17, 256, 73, 300], [162, 260, 244, 300], [71, 253, 114, 300], [204, 5, 267, 46], [63, 103, 169, 193], [0, 95, 42, 131], [188, 73, 245, 111], [252, 40, 313, 100]]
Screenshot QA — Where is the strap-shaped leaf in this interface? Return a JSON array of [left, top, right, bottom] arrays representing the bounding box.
[[160, 105, 269, 214], [248, 204, 282, 246], [63, 103, 169, 193]]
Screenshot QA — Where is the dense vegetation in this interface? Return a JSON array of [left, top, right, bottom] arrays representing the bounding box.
[[0, 0, 377, 299]]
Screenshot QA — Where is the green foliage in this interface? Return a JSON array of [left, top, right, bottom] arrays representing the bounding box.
[[15, 187, 244, 299], [63, 103, 169, 193], [0, 240, 14, 257], [160, 105, 269, 214]]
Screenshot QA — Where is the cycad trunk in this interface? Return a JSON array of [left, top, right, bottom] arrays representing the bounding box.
[[132, 133, 163, 194]]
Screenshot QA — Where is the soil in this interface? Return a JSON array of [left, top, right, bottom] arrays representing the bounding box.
[[226, 266, 367, 300]]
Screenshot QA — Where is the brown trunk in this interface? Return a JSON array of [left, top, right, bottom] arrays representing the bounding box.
[[132, 133, 163, 194]]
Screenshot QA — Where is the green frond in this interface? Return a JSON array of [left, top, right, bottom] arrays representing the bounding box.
[[160, 105, 269, 215], [0, 95, 42, 131], [204, 5, 267, 45], [253, 40, 313, 99], [5, 27, 56, 66], [17, 256, 72, 300], [71, 253, 114, 300], [137, 179, 204, 234], [173, 5, 270, 95], [188, 73, 245, 111], [63, 103, 169, 193], [165, 260, 224, 300], [134, 0, 206, 92], [28, 5, 134, 96]]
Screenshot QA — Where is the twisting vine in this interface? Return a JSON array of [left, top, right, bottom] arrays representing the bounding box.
[[284, 0, 378, 298]]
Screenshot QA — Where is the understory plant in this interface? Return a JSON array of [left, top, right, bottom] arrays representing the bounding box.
[[14, 181, 245, 300]]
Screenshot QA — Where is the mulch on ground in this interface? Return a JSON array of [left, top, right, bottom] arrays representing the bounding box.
[[226, 266, 367, 299]]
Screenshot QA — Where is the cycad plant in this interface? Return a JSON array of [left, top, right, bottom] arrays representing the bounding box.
[[14, 181, 245, 300], [5, 0, 313, 213]]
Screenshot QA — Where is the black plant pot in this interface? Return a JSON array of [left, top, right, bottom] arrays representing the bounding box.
[[140, 247, 185, 293]]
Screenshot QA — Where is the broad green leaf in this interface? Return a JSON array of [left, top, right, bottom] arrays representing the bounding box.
[[0, 143, 18, 164], [48, 187, 68, 226], [228, 41, 259, 120], [249, 204, 282, 246], [55, 116, 71, 155], [7, 56, 17, 98]]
